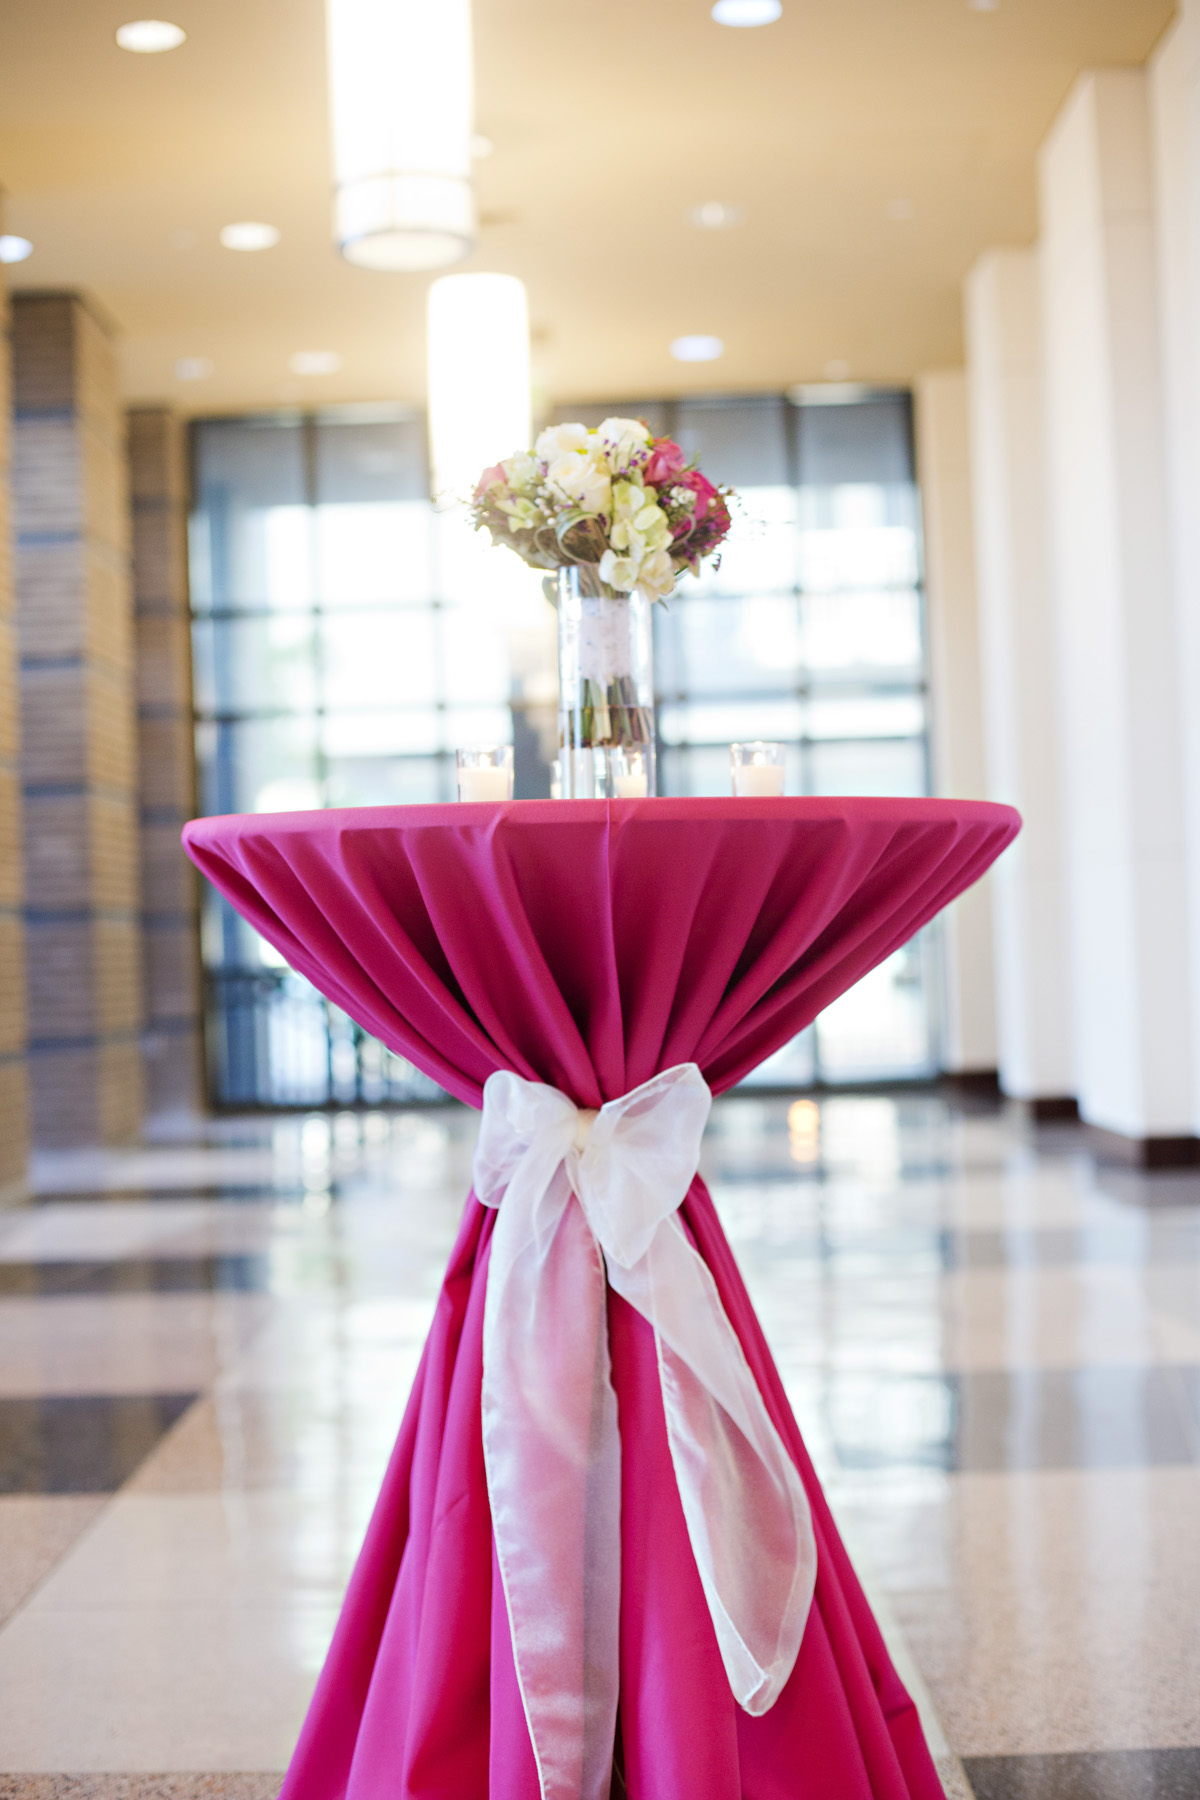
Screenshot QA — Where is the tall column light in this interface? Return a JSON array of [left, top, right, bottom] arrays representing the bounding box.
[[427, 273, 531, 504], [326, 0, 475, 271]]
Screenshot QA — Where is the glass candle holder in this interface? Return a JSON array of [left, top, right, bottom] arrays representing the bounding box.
[[731, 741, 785, 797], [611, 746, 650, 800], [456, 746, 514, 803]]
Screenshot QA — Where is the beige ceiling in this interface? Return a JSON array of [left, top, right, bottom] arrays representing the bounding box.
[[0, 0, 1176, 416]]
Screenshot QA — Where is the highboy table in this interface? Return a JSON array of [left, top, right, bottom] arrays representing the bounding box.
[[184, 796, 1019, 1800]]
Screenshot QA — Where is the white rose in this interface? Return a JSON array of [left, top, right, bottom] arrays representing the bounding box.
[[634, 547, 676, 601], [598, 417, 651, 474], [599, 549, 638, 592], [535, 422, 593, 463], [547, 450, 612, 517]]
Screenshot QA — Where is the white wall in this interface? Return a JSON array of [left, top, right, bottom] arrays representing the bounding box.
[[963, 252, 1074, 1103], [1151, 0, 1200, 1133], [914, 370, 997, 1075], [1039, 70, 1193, 1138]]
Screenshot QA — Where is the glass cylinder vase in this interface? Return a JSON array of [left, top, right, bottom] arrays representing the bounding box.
[[556, 564, 657, 799]]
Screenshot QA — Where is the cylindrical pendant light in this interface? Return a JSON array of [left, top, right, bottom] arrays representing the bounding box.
[[326, 0, 475, 271], [427, 273, 531, 504]]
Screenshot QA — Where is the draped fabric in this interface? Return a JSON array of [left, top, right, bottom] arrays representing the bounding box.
[[183, 796, 1019, 1799]]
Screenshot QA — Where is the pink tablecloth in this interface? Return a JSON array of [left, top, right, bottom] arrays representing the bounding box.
[[184, 796, 1019, 1800]]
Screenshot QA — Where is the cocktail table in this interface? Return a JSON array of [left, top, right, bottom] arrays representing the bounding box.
[[184, 796, 1019, 1800]]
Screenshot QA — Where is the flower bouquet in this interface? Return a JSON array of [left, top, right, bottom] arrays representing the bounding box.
[[472, 417, 734, 797]]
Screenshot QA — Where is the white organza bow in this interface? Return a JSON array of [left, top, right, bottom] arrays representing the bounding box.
[[473, 1063, 817, 1800]]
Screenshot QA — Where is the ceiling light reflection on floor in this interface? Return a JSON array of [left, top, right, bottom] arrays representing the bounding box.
[[670, 334, 725, 363], [711, 0, 782, 26], [690, 202, 743, 230], [174, 358, 214, 380], [289, 351, 343, 376], [0, 236, 33, 264], [787, 1098, 821, 1166], [220, 222, 280, 252], [115, 19, 186, 52]]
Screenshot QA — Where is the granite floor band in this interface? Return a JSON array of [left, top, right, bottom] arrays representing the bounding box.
[[0, 1395, 199, 1494], [963, 1749, 1200, 1799], [0, 1780, 282, 1800], [29, 1187, 327, 1208], [0, 1259, 272, 1296]]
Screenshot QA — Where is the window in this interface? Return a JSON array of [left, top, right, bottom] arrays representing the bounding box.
[[189, 393, 938, 1105]]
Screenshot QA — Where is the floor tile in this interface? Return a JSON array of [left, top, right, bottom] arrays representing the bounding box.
[[939, 1266, 1200, 1369], [0, 1395, 198, 1494], [874, 1468, 1200, 1755], [0, 1295, 271, 1397], [0, 1599, 337, 1770], [126, 1390, 403, 1500], [28, 1493, 367, 1608], [789, 1366, 1200, 1474], [0, 1496, 108, 1625], [963, 1748, 1200, 1799]]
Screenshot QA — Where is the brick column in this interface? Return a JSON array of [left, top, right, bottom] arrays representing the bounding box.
[[128, 408, 203, 1120], [12, 293, 143, 1147], [0, 245, 30, 1196]]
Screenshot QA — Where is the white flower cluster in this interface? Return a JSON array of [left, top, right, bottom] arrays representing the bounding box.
[[533, 417, 675, 602]]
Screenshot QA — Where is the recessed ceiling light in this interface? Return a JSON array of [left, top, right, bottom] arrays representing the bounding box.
[[471, 135, 495, 159], [0, 235, 33, 264], [968, 0, 998, 10], [289, 351, 342, 376], [671, 334, 725, 363], [690, 202, 744, 230], [174, 356, 214, 380], [219, 221, 281, 252], [116, 19, 186, 52], [712, 0, 781, 25], [885, 197, 914, 221]]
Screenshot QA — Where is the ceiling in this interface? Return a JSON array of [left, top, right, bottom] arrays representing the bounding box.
[[0, 0, 1176, 416]]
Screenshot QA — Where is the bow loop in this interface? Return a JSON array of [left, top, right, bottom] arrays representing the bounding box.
[[575, 1066, 712, 1270]]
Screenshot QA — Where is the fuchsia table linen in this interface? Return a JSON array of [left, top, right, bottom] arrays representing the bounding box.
[[183, 796, 1019, 1800]]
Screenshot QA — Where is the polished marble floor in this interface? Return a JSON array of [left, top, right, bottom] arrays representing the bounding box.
[[0, 1094, 1198, 1799]]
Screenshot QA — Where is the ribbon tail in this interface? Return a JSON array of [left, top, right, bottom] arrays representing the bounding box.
[[482, 1166, 621, 1800], [607, 1217, 816, 1715]]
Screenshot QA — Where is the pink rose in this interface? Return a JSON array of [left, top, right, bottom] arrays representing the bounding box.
[[474, 462, 506, 499], [643, 437, 687, 487], [679, 467, 719, 520]]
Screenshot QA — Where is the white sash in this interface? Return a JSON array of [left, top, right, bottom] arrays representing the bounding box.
[[474, 1063, 817, 1800]]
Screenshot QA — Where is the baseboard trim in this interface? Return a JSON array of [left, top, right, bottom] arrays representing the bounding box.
[[1084, 1123, 1200, 1169], [1025, 1095, 1081, 1125]]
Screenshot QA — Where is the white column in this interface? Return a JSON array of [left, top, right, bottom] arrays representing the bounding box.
[[1039, 70, 1194, 1144], [963, 251, 1074, 1107], [1150, 1, 1200, 1134], [914, 371, 997, 1078]]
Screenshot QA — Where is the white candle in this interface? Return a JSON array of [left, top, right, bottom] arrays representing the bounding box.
[[458, 765, 511, 802], [615, 773, 648, 799], [733, 763, 785, 798]]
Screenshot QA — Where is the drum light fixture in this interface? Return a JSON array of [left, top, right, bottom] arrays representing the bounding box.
[[326, 0, 476, 271], [427, 273, 530, 504]]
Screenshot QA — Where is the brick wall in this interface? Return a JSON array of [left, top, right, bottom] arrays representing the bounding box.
[[12, 294, 143, 1146], [0, 258, 30, 1195], [128, 407, 203, 1118]]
